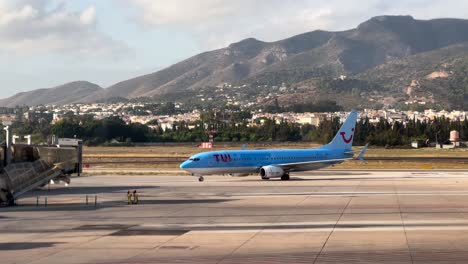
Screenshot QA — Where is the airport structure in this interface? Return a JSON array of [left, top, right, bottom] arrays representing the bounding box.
[[1, 123, 468, 263], [0, 126, 83, 206]]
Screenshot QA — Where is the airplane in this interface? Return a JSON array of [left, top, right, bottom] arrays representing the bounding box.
[[180, 110, 367, 181]]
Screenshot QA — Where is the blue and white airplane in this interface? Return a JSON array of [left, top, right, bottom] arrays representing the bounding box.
[[180, 110, 367, 181]]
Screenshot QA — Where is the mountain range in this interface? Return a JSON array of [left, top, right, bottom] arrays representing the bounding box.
[[1, 15, 468, 109], [0, 81, 103, 107]]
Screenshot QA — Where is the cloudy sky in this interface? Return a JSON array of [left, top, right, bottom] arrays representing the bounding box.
[[1, 0, 468, 98]]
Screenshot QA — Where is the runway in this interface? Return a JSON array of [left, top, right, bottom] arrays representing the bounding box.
[[2, 170, 468, 263]]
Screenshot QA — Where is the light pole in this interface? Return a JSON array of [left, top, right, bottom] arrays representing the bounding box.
[[3, 126, 10, 165]]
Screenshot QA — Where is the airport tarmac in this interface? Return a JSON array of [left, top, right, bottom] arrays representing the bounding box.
[[2, 170, 468, 263]]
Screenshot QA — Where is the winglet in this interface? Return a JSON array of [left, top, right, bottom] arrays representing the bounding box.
[[241, 144, 246, 150], [357, 143, 369, 162]]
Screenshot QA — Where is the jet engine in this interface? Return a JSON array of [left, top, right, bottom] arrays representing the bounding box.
[[260, 165, 284, 179]]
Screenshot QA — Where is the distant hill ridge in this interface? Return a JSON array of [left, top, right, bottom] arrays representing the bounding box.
[[0, 81, 103, 107], [2, 15, 468, 107]]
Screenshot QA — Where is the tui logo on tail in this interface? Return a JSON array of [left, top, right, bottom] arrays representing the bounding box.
[[321, 111, 357, 150], [340, 128, 354, 143]]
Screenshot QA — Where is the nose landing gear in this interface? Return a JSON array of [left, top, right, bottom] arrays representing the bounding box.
[[198, 176, 204, 182]]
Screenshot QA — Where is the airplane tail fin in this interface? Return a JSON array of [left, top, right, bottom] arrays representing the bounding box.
[[321, 110, 358, 151]]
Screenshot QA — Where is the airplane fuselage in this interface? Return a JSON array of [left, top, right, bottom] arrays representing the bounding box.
[[180, 148, 352, 176], [180, 110, 361, 181]]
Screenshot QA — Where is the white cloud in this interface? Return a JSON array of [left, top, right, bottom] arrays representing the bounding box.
[[0, 0, 128, 57], [0, 4, 37, 25], [128, 0, 468, 49], [140, 0, 224, 25], [80, 6, 96, 25], [127, 0, 370, 49]]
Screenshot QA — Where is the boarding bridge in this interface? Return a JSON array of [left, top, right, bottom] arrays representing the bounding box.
[[0, 139, 83, 206]]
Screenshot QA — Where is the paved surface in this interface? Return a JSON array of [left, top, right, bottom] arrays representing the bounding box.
[[2, 170, 468, 263]]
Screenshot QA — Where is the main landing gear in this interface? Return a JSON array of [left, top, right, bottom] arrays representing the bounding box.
[[261, 173, 290, 181], [198, 176, 204, 182], [260, 173, 290, 181]]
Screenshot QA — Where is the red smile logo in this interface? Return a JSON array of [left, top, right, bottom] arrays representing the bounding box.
[[340, 128, 354, 143]]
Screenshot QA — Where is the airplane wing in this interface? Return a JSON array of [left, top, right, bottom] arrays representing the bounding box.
[[276, 158, 353, 171]]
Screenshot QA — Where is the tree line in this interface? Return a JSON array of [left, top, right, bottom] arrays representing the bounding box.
[[5, 112, 467, 147]]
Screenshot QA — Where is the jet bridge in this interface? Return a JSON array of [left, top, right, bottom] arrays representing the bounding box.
[[0, 138, 83, 206]]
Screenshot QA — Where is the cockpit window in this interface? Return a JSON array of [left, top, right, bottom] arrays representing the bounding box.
[[188, 158, 200, 161]]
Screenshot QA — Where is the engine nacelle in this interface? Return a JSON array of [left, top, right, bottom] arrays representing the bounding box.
[[260, 165, 284, 179]]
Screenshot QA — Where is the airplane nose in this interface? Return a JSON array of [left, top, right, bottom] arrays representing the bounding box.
[[180, 160, 190, 169]]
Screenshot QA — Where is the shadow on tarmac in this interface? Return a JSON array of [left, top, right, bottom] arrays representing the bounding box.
[[287, 176, 414, 181], [137, 199, 234, 205], [305, 172, 372, 176], [24, 186, 157, 197], [0, 242, 62, 251], [2, 198, 234, 212]]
